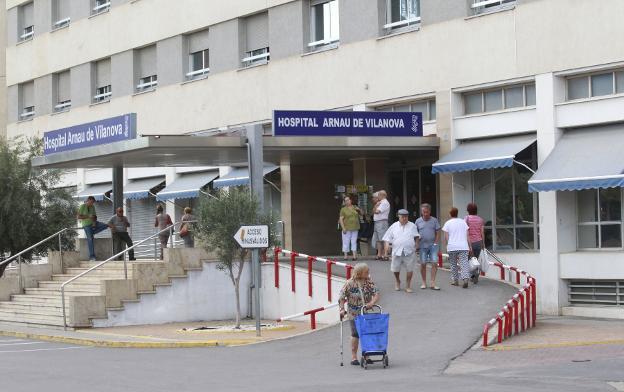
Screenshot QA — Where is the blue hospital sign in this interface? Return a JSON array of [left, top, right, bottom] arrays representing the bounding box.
[[43, 113, 137, 155], [273, 110, 423, 137]]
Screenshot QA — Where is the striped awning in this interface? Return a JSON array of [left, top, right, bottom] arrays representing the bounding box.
[[73, 183, 111, 201], [123, 177, 165, 200], [212, 165, 279, 189], [156, 171, 219, 200]]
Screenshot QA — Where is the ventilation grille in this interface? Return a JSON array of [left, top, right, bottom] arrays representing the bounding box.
[[569, 280, 624, 306]]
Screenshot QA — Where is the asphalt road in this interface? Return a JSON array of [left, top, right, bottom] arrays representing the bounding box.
[[0, 259, 619, 392]]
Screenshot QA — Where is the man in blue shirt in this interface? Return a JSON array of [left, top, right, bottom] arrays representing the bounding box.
[[415, 203, 441, 290]]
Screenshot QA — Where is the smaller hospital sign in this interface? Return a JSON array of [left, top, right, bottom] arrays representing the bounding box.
[[43, 113, 137, 155], [273, 110, 423, 137]]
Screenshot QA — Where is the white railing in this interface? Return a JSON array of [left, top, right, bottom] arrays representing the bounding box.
[[307, 38, 339, 48], [93, 91, 112, 103], [136, 79, 158, 92], [54, 101, 71, 112], [20, 26, 34, 41], [383, 16, 421, 29], [472, 0, 514, 9], [92, 1, 111, 14], [242, 49, 270, 66], [53, 17, 71, 29], [186, 68, 210, 79], [20, 108, 35, 119]]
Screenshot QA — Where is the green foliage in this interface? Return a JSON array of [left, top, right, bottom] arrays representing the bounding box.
[[195, 186, 278, 327], [0, 137, 77, 276]]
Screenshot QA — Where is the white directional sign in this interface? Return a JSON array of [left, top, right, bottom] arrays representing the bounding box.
[[234, 225, 269, 249]]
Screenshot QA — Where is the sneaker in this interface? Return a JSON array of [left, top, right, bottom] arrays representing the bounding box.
[[405, 287, 413, 293], [395, 283, 401, 291], [450, 280, 459, 286], [89, 257, 96, 262], [462, 279, 469, 288], [420, 284, 427, 290]]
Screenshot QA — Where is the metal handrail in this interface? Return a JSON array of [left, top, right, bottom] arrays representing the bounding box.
[[0, 226, 79, 268], [60, 220, 196, 329]]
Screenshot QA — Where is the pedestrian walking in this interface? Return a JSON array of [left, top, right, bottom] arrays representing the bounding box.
[[415, 203, 441, 290], [180, 207, 196, 248], [442, 207, 471, 288], [107, 207, 136, 261], [338, 262, 380, 366], [373, 190, 390, 261], [154, 204, 173, 260], [77, 196, 109, 261], [465, 203, 485, 284], [382, 209, 420, 293], [339, 195, 361, 261]]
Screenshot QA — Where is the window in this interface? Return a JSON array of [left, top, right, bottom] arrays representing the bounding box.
[[384, 0, 420, 31], [471, 0, 515, 14], [19, 81, 35, 120], [186, 29, 210, 80], [376, 99, 436, 121], [309, 0, 339, 49], [472, 143, 539, 251], [92, 0, 110, 16], [94, 58, 111, 103], [577, 188, 623, 249], [462, 83, 535, 115], [19, 2, 34, 41], [243, 12, 270, 67], [135, 45, 157, 92], [566, 70, 624, 101], [52, 0, 71, 29], [54, 71, 71, 112]]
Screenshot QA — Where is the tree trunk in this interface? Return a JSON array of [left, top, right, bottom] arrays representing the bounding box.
[[234, 279, 241, 328]]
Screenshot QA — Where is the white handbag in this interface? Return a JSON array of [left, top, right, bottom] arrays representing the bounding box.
[[479, 250, 490, 273], [469, 256, 480, 272]]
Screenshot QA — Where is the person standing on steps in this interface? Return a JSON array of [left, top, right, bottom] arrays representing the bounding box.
[[77, 196, 109, 261], [373, 190, 390, 261], [180, 207, 196, 248], [154, 204, 173, 260], [415, 203, 441, 290], [108, 207, 136, 261], [442, 207, 471, 289], [383, 209, 420, 293]]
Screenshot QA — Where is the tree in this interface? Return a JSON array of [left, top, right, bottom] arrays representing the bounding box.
[[196, 187, 278, 328], [0, 137, 77, 277]]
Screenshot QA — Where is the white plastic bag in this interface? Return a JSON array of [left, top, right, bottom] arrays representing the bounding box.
[[469, 256, 480, 272], [479, 250, 490, 273]]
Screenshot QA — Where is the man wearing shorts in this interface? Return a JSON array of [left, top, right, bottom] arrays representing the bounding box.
[[415, 203, 441, 290], [383, 209, 420, 293]]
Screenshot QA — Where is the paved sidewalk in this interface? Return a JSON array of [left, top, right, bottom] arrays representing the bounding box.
[[0, 320, 312, 348]]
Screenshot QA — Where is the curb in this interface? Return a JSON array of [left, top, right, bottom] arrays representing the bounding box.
[[482, 339, 624, 351], [0, 329, 259, 348]]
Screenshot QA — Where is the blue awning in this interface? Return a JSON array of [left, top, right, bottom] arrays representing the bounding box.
[[73, 183, 111, 201], [528, 125, 624, 192], [432, 134, 536, 174], [123, 177, 165, 200], [213, 165, 279, 189], [156, 171, 219, 201]]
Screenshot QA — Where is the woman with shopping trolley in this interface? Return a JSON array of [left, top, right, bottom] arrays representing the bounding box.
[[338, 263, 380, 366]]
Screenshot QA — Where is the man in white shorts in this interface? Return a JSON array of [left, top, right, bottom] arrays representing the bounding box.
[[383, 209, 420, 293]]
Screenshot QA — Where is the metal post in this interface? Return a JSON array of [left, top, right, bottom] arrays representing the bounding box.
[[61, 286, 67, 330], [252, 249, 261, 337], [58, 232, 64, 273], [169, 226, 174, 249], [154, 237, 158, 260], [17, 255, 22, 292]]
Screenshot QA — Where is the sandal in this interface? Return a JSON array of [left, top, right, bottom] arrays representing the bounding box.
[[351, 359, 360, 366], [420, 284, 427, 289], [375, 256, 382, 261], [431, 286, 440, 290], [382, 256, 389, 261]]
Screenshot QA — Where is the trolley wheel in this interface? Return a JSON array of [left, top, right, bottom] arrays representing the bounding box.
[[384, 355, 389, 367], [363, 356, 368, 370]]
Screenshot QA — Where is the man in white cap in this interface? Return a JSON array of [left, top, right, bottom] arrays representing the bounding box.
[[383, 209, 420, 292]]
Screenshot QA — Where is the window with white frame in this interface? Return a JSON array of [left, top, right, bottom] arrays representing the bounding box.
[[463, 83, 535, 115], [54, 70, 71, 112], [19, 2, 34, 41], [135, 45, 158, 92], [471, 143, 539, 251], [376, 99, 436, 121], [577, 188, 623, 249], [52, 0, 71, 29], [186, 29, 210, 80], [91, 0, 110, 16], [243, 12, 270, 67], [94, 58, 111, 103], [471, 0, 515, 14], [19, 81, 35, 120], [384, 0, 420, 31], [566, 70, 624, 101], [309, 0, 339, 49]]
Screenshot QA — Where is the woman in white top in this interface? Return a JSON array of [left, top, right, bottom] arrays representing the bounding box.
[[441, 207, 472, 288]]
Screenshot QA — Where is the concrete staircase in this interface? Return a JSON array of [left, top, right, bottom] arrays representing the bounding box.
[[0, 249, 204, 329]]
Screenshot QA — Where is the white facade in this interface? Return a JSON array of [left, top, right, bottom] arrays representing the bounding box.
[[6, 0, 624, 315]]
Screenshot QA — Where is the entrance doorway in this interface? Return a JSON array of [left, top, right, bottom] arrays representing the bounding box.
[[387, 166, 437, 222]]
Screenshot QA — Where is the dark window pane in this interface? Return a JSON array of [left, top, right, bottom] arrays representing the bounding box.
[[578, 225, 598, 248], [525, 84, 536, 106], [429, 100, 436, 120], [405, 169, 420, 219], [313, 3, 325, 41], [514, 166, 533, 225], [591, 73, 614, 97], [577, 190, 598, 222], [568, 77, 589, 100], [190, 51, 203, 71], [420, 166, 437, 218], [516, 227, 534, 250], [495, 169, 513, 225], [464, 93, 482, 114], [504, 86, 524, 108], [411, 101, 428, 121], [599, 188, 621, 222], [495, 227, 514, 251], [484, 226, 493, 250], [484, 90, 503, 112], [601, 224, 622, 248], [616, 71, 624, 94]]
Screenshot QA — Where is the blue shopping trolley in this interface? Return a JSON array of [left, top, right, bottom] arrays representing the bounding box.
[[355, 305, 389, 369]]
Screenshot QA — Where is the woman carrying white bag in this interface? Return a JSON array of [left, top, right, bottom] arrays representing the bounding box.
[[465, 203, 486, 284]]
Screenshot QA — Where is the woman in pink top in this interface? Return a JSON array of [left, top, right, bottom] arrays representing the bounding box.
[[465, 203, 485, 284]]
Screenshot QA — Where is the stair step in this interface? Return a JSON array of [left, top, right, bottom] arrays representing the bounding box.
[[51, 274, 135, 282], [39, 281, 102, 290], [0, 303, 64, 316], [0, 301, 69, 312], [0, 309, 65, 323], [24, 288, 100, 296]]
